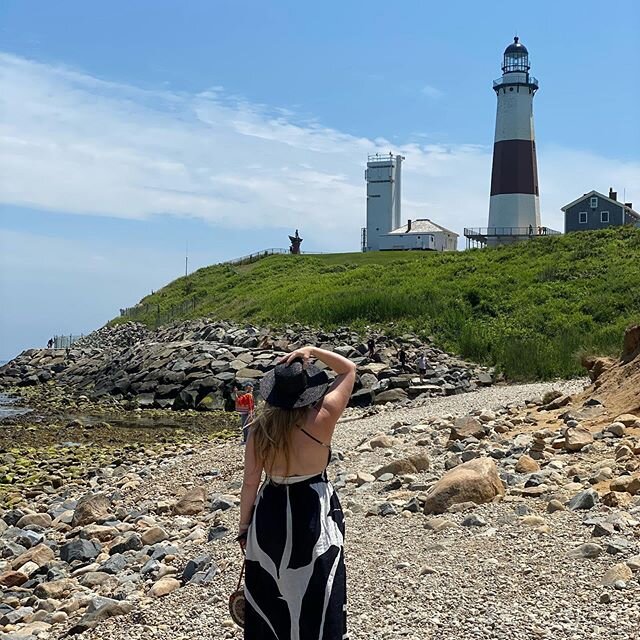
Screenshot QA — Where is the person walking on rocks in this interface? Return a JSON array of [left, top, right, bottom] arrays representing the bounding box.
[[398, 347, 406, 372], [237, 346, 356, 639], [236, 383, 255, 443], [367, 337, 375, 359], [417, 352, 427, 382]]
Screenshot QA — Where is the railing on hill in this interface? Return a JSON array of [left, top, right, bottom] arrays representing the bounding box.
[[53, 334, 83, 349], [463, 226, 562, 248], [222, 248, 327, 266], [119, 295, 204, 327], [223, 248, 289, 266], [464, 227, 562, 238]]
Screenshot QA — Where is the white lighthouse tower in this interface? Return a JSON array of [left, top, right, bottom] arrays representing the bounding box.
[[364, 153, 403, 251], [487, 37, 540, 234]]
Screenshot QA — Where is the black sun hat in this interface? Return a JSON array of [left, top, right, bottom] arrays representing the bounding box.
[[259, 359, 329, 409]]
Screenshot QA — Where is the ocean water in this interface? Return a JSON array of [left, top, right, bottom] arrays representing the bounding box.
[[0, 393, 30, 419]]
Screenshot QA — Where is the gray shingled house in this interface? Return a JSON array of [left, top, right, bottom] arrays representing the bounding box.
[[562, 188, 639, 233]]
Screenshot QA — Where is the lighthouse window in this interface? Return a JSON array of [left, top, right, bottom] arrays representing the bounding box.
[[579, 212, 587, 224], [601, 211, 610, 223]]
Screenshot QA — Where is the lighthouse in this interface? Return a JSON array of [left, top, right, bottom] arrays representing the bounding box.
[[487, 37, 540, 234]]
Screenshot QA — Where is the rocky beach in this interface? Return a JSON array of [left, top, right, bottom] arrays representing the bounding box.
[[1, 322, 639, 639]]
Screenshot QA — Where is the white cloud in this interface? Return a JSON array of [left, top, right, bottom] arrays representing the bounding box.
[[421, 84, 444, 99], [0, 52, 638, 251]]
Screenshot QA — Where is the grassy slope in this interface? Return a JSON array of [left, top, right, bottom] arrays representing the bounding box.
[[114, 227, 640, 380]]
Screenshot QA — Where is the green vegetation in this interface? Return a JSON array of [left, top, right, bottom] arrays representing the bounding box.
[[114, 227, 640, 381]]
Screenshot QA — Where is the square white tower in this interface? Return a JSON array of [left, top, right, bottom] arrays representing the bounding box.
[[365, 153, 402, 251]]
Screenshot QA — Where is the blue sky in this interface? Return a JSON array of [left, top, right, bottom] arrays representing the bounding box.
[[1, 0, 639, 361]]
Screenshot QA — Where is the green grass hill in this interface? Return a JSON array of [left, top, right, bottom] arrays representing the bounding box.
[[114, 227, 640, 381]]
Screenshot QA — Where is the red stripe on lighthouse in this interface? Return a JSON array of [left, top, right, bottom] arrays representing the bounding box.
[[490, 139, 539, 196]]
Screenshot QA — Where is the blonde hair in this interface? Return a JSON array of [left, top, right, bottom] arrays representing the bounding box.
[[251, 403, 309, 476]]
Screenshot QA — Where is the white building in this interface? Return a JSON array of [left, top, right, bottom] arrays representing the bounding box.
[[364, 153, 403, 251], [378, 219, 458, 251], [364, 153, 458, 252]]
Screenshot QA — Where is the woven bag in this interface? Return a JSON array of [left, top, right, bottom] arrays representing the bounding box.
[[229, 555, 246, 627]]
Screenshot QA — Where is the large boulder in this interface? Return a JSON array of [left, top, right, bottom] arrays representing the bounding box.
[[173, 486, 207, 515], [72, 493, 112, 528], [60, 538, 102, 563], [614, 414, 640, 427], [348, 388, 374, 408], [373, 454, 430, 478], [373, 388, 407, 404], [423, 458, 505, 515], [449, 417, 486, 441], [11, 543, 54, 571], [564, 427, 594, 452]]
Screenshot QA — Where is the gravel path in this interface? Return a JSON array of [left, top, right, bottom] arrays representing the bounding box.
[[76, 378, 640, 640]]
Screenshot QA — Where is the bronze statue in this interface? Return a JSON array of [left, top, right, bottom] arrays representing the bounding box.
[[289, 229, 303, 254]]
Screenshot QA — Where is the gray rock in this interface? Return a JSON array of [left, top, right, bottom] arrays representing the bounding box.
[[374, 388, 408, 404], [109, 533, 142, 555], [606, 538, 635, 555], [402, 498, 421, 513], [207, 526, 229, 542], [568, 543, 603, 559], [141, 558, 160, 576], [60, 538, 102, 563], [377, 503, 397, 517], [568, 489, 598, 511], [189, 563, 219, 585], [592, 522, 616, 537], [462, 514, 487, 527], [181, 554, 212, 584], [0, 605, 34, 625], [210, 496, 235, 512], [99, 553, 129, 574]]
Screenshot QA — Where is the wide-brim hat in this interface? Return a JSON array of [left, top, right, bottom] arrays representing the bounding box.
[[259, 359, 329, 409]]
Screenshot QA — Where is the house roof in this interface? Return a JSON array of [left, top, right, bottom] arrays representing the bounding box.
[[561, 190, 640, 219], [388, 218, 459, 236]]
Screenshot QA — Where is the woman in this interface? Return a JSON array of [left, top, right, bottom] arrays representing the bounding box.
[[238, 346, 356, 640]]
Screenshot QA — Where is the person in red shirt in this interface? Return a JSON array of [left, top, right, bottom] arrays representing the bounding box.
[[236, 383, 255, 443]]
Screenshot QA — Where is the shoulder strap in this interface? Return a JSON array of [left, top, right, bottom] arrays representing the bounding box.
[[298, 426, 330, 449]]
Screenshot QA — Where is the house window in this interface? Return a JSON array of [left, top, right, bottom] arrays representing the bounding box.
[[578, 212, 587, 224], [601, 211, 609, 223], [590, 196, 598, 208]]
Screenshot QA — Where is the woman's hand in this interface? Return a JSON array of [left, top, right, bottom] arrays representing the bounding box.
[[236, 526, 248, 551], [281, 346, 315, 367]]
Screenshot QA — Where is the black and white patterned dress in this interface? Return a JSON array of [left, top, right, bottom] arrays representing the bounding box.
[[244, 438, 347, 640]]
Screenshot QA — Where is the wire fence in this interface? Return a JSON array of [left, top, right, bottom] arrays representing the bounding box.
[[53, 334, 83, 349], [119, 295, 204, 327], [223, 248, 289, 266]]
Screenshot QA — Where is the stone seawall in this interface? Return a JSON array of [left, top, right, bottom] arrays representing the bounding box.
[[0, 320, 495, 410]]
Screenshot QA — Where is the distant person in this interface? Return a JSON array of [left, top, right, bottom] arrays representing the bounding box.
[[528, 224, 533, 237], [223, 384, 237, 413], [398, 347, 407, 372], [47, 338, 53, 349], [417, 353, 427, 382], [236, 383, 255, 443], [367, 337, 375, 359]]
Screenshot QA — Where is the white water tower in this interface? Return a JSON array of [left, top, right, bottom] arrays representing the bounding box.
[[364, 153, 403, 251]]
